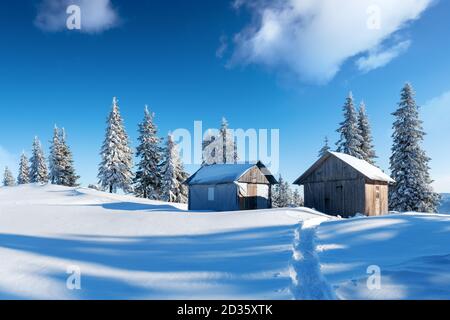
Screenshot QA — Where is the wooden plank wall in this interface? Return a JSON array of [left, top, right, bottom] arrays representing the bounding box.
[[365, 183, 389, 216], [239, 167, 270, 184]]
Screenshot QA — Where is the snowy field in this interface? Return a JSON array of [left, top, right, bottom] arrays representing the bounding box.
[[315, 214, 450, 299], [1, 184, 450, 300], [0, 184, 323, 300]]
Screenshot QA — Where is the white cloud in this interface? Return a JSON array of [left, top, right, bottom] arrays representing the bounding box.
[[35, 0, 119, 33], [356, 40, 411, 73], [230, 0, 433, 83]]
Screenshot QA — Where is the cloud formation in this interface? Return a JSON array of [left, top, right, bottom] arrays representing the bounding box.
[[230, 0, 433, 83], [35, 0, 119, 33]]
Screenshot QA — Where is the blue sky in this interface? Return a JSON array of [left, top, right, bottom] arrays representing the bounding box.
[[0, 0, 449, 192]]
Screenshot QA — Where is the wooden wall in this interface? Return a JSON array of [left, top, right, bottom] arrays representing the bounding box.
[[365, 183, 389, 216], [302, 156, 389, 217], [239, 167, 270, 184]]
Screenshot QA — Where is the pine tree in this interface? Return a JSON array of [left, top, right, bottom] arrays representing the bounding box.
[[389, 83, 440, 213], [202, 118, 237, 165], [318, 136, 331, 158], [98, 97, 134, 193], [218, 117, 238, 164], [134, 105, 162, 199], [3, 167, 15, 186], [49, 125, 63, 184], [160, 133, 189, 203], [30, 137, 49, 184], [59, 128, 79, 187], [271, 175, 293, 208], [358, 102, 377, 164], [336, 92, 365, 159], [292, 189, 303, 207], [17, 152, 30, 185]]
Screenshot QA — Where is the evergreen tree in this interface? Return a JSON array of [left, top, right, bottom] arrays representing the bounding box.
[[30, 137, 49, 184], [160, 133, 189, 203], [389, 83, 440, 213], [59, 128, 79, 187], [218, 117, 238, 164], [318, 136, 331, 158], [292, 189, 304, 207], [202, 118, 237, 165], [358, 102, 377, 164], [336, 92, 365, 159], [134, 105, 162, 199], [49, 125, 63, 184], [3, 167, 15, 186], [17, 152, 30, 185], [98, 97, 134, 193], [272, 175, 293, 208]]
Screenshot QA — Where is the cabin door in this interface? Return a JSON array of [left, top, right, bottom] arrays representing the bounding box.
[[247, 184, 258, 210], [375, 186, 381, 215]]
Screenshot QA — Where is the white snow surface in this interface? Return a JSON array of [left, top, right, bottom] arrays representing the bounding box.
[[0, 184, 325, 300], [186, 163, 256, 185], [330, 152, 394, 183], [315, 213, 450, 299]]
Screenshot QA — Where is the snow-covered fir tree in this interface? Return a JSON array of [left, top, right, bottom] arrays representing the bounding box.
[[134, 105, 162, 199], [49, 125, 63, 184], [50, 126, 79, 186], [292, 189, 304, 207], [336, 92, 365, 159], [358, 102, 377, 164], [3, 167, 15, 186], [30, 137, 49, 184], [318, 136, 331, 158], [17, 152, 30, 185], [59, 128, 79, 187], [218, 117, 238, 164], [272, 175, 294, 208], [389, 83, 440, 213], [98, 97, 134, 193], [202, 118, 237, 165], [160, 133, 189, 203]]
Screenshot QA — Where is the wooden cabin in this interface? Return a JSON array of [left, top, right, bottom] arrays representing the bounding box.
[[293, 152, 394, 217], [185, 162, 278, 211]]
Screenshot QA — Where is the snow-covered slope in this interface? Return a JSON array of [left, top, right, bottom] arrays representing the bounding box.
[[0, 184, 325, 300], [315, 213, 450, 299]]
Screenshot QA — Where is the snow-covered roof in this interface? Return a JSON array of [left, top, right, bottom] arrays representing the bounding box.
[[294, 152, 394, 184], [185, 162, 277, 185], [330, 152, 394, 183]]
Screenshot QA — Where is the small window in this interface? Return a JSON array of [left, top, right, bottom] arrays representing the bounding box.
[[208, 187, 215, 201]]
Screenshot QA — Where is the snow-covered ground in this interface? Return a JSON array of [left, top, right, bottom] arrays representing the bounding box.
[[315, 213, 450, 299], [0, 184, 324, 300], [2, 184, 450, 300]]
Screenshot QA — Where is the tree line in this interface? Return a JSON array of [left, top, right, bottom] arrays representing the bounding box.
[[318, 83, 440, 213]]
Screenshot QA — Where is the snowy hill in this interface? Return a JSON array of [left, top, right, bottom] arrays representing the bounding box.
[[0, 184, 324, 299], [439, 193, 450, 213], [2, 184, 450, 300]]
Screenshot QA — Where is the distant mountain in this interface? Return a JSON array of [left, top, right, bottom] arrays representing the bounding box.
[[439, 194, 450, 214]]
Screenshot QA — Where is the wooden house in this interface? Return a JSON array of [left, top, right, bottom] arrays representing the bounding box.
[[185, 162, 278, 211], [293, 152, 394, 217]]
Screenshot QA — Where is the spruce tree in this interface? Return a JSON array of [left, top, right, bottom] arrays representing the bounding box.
[[358, 102, 377, 164], [389, 83, 440, 213], [59, 128, 79, 187], [17, 152, 30, 185], [134, 105, 162, 199], [98, 97, 134, 193], [318, 136, 331, 158], [292, 189, 303, 207], [49, 125, 63, 184], [160, 133, 189, 203], [30, 137, 49, 184], [271, 175, 293, 208], [336, 92, 365, 159], [3, 167, 15, 186], [218, 117, 238, 164]]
